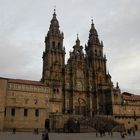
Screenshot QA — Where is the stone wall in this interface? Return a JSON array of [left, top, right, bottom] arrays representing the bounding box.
[[115, 118, 140, 130], [3, 80, 50, 131], [113, 104, 140, 130], [0, 78, 7, 131]]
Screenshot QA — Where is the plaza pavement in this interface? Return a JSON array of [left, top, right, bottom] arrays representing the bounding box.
[[0, 131, 140, 140]]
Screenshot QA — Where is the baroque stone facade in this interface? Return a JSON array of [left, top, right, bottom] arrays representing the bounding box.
[[42, 10, 114, 117], [0, 10, 140, 131]]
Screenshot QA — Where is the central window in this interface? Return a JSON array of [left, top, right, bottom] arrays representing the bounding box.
[[24, 109, 28, 117], [35, 109, 39, 117], [11, 108, 15, 116]]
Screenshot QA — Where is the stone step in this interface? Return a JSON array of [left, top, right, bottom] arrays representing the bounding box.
[[80, 127, 96, 133]]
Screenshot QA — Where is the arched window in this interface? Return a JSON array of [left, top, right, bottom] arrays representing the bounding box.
[[95, 50, 97, 56], [53, 88, 56, 93], [99, 50, 102, 56], [58, 42, 61, 49], [52, 41, 55, 48]]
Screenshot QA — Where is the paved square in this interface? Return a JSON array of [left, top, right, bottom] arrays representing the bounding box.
[[0, 131, 140, 140]]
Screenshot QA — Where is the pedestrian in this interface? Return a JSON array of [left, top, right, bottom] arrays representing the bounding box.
[[36, 128, 38, 134], [99, 129, 102, 137], [120, 131, 125, 138], [127, 129, 131, 136], [96, 130, 98, 137], [77, 121, 80, 133], [12, 128, 16, 134], [132, 128, 135, 136], [111, 131, 113, 137], [42, 130, 49, 140], [130, 128, 132, 135], [34, 128, 38, 134]]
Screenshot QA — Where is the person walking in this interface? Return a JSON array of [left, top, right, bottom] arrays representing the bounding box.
[[12, 128, 16, 134], [132, 128, 135, 136], [42, 129, 49, 140]]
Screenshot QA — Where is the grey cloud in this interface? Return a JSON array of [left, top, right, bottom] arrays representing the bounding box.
[[0, 0, 140, 94]]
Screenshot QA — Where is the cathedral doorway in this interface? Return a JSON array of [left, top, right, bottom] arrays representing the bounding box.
[[45, 118, 50, 131]]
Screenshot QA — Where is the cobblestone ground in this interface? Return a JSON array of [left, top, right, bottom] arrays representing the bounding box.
[[0, 131, 140, 140]]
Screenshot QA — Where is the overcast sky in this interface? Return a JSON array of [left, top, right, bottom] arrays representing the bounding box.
[[0, 0, 140, 94]]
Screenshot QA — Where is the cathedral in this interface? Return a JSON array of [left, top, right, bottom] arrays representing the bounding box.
[[42, 9, 115, 117], [0, 10, 140, 131]]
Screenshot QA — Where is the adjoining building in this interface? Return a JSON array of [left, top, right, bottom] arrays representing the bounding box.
[[0, 10, 140, 131], [113, 92, 140, 130]]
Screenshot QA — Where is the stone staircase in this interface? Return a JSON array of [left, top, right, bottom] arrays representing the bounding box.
[[78, 115, 120, 132]]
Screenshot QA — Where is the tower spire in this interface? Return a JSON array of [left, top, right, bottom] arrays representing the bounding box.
[[77, 33, 79, 40], [45, 9, 64, 50], [91, 18, 94, 26], [50, 8, 59, 29], [76, 33, 80, 45], [53, 7, 56, 17], [42, 10, 65, 82], [90, 18, 97, 36], [86, 18, 100, 47]]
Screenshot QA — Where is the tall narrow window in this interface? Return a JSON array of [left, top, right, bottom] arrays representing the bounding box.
[[4, 108, 6, 116], [11, 108, 15, 116], [95, 50, 97, 56], [52, 41, 55, 48], [35, 109, 39, 117], [24, 109, 28, 117], [99, 50, 102, 56], [58, 42, 61, 49]]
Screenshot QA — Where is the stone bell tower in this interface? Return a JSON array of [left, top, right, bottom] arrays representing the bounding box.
[[41, 10, 65, 117], [85, 20, 113, 115], [42, 9, 65, 85]]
